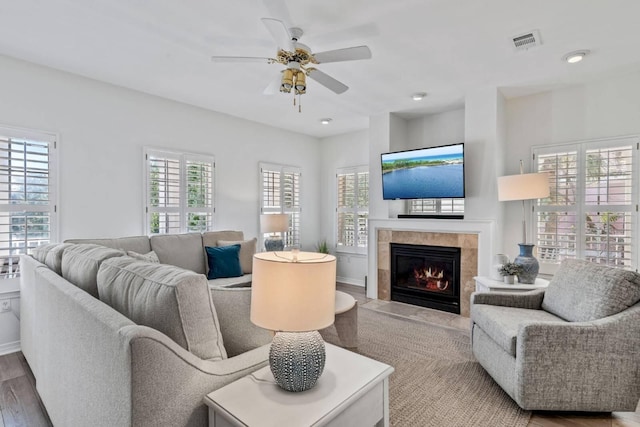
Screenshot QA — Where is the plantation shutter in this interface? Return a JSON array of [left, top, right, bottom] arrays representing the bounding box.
[[409, 198, 465, 214], [337, 166, 368, 252], [534, 136, 637, 270], [0, 127, 57, 278], [145, 148, 214, 234], [259, 163, 302, 249]]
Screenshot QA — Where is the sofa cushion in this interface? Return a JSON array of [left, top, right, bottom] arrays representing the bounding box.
[[208, 274, 252, 288], [217, 238, 257, 274], [31, 243, 72, 275], [127, 250, 160, 263], [150, 233, 206, 274], [541, 259, 640, 322], [202, 231, 244, 274], [61, 244, 125, 298], [64, 236, 151, 254], [97, 257, 227, 360], [471, 305, 563, 356], [205, 245, 243, 280]]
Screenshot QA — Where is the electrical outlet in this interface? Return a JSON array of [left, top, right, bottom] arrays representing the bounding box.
[[0, 299, 10, 313]]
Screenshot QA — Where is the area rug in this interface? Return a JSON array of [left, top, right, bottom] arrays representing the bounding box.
[[321, 306, 531, 427]]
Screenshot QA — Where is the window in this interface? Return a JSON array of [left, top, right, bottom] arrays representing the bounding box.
[[408, 198, 465, 214], [336, 166, 369, 253], [144, 148, 214, 235], [534, 136, 638, 269], [259, 163, 301, 248], [0, 126, 57, 278]]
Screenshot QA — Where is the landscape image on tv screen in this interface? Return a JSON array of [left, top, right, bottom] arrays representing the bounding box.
[[381, 143, 464, 200]]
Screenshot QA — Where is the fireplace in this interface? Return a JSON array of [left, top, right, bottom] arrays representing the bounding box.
[[390, 243, 461, 314]]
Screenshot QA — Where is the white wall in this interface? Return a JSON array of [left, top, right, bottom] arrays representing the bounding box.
[[504, 71, 640, 260], [407, 108, 465, 149], [0, 54, 322, 248], [320, 130, 369, 285]]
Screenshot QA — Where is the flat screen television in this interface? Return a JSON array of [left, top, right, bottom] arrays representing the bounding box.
[[381, 143, 465, 200]]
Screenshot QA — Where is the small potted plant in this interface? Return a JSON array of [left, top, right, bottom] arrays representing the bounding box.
[[499, 262, 522, 284]]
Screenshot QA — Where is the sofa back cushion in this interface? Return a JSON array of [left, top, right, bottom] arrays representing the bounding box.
[[64, 236, 151, 254], [61, 244, 125, 298], [542, 259, 640, 322], [31, 243, 72, 275], [217, 238, 257, 274], [97, 257, 227, 360], [150, 233, 205, 274]]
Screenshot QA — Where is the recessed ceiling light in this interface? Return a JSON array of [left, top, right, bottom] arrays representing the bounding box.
[[562, 50, 590, 64], [412, 92, 427, 101], [320, 118, 332, 125]]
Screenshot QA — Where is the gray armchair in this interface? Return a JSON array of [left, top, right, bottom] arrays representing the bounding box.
[[470, 259, 640, 411]]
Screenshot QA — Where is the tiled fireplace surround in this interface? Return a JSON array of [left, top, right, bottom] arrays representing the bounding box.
[[367, 219, 494, 318]]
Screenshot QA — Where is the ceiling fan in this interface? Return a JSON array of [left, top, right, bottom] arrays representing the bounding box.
[[211, 0, 372, 111]]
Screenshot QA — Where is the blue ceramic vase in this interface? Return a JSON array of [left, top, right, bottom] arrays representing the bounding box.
[[514, 244, 539, 284]]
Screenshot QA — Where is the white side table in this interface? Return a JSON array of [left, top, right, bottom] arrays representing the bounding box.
[[333, 290, 358, 349], [474, 276, 550, 293], [204, 343, 394, 427]]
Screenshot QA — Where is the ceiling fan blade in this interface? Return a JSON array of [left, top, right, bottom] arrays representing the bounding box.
[[261, 18, 293, 51], [263, 0, 294, 30], [313, 46, 372, 64], [307, 69, 348, 94], [264, 72, 283, 95], [211, 56, 273, 63]]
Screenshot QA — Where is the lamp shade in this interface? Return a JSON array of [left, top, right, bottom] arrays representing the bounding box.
[[260, 213, 289, 233], [251, 251, 336, 332], [497, 173, 550, 201]]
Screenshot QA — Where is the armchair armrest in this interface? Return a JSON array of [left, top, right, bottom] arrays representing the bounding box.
[[471, 289, 545, 309], [515, 303, 640, 411]]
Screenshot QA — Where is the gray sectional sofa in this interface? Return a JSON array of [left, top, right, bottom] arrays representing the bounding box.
[[20, 231, 273, 427]]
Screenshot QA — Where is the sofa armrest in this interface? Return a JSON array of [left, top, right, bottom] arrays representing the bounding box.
[[471, 289, 545, 309], [209, 285, 272, 357], [515, 303, 640, 411], [121, 324, 269, 427]]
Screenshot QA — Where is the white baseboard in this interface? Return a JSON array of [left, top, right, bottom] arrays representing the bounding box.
[[0, 340, 20, 356], [337, 276, 365, 287]]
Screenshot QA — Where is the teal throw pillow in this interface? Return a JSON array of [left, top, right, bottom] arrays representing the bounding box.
[[205, 244, 243, 280]]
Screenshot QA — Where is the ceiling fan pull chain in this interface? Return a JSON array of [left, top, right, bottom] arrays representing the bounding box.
[[298, 93, 302, 113]]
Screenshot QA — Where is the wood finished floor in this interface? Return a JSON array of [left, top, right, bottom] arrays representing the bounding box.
[[0, 284, 637, 426], [337, 283, 640, 427]]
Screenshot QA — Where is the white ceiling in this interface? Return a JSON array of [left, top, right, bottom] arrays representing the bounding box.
[[2, 0, 640, 138]]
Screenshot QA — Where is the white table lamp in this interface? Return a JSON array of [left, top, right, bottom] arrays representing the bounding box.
[[260, 213, 289, 251], [251, 251, 336, 392], [497, 161, 550, 283]]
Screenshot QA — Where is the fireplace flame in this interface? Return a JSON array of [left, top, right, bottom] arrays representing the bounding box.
[[413, 266, 450, 291]]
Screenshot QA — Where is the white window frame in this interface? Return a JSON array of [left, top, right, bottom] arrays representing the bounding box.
[[336, 166, 369, 255], [0, 125, 58, 279], [144, 147, 215, 235], [408, 198, 465, 215], [533, 135, 639, 272], [259, 162, 302, 250]]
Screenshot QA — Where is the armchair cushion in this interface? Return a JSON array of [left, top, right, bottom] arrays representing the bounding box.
[[471, 305, 563, 356], [542, 259, 640, 322]]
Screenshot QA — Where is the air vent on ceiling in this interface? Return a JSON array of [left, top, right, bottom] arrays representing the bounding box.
[[511, 30, 542, 51]]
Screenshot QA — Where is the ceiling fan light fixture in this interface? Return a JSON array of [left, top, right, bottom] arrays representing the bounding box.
[[562, 50, 590, 64], [281, 68, 294, 92], [294, 70, 306, 93], [412, 92, 427, 101], [320, 118, 332, 125]]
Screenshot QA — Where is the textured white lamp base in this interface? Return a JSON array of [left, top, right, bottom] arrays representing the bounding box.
[[269, 331, 326, 392]]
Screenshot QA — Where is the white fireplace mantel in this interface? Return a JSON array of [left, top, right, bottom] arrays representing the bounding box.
[[366, 218, 496, 300]]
